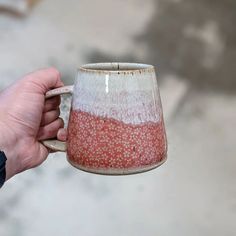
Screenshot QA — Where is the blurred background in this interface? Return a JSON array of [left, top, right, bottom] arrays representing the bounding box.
[[0, 0, 235, 235]]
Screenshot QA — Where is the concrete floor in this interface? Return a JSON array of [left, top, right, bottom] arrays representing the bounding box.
[[0, 0, 235, 236]]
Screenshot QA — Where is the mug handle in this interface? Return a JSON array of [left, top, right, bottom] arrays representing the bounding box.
[[41, 85, 74, 152]]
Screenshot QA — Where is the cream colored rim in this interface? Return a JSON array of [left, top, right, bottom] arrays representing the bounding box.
[[79, 62, 155, 74]]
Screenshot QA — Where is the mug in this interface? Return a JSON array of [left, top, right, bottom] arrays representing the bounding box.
[[43, 62, 167, 175]]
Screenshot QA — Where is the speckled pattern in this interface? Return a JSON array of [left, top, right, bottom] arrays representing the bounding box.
[[67, 109, 167, 174], [1, 0, 236, 235]]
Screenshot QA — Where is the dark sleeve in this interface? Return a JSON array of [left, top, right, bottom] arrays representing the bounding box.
[[0, 151, 7, 188]]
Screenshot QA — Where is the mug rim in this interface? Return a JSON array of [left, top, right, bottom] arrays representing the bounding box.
[[78, 62, 155, 74]]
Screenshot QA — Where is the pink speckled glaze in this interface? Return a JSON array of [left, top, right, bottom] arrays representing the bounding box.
[[67, 109, 167, 175], [67, 63, 167, 175]]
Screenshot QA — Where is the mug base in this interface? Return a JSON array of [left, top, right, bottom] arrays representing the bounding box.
[[67, 155, 167, 175]]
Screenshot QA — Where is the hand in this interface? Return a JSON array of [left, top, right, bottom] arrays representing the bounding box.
[[0, 68, 67, 180]]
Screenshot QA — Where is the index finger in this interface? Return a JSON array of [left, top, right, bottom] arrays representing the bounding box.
[[23, 67, 64, 93]]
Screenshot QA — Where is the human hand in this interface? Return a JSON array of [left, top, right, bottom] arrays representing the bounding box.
[[0, 68, 67, 180]]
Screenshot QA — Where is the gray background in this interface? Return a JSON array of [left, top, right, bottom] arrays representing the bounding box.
[[0, 0, 235, 235]]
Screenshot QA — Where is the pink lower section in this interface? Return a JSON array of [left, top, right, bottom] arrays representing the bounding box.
[[67, 110, 167, 172]]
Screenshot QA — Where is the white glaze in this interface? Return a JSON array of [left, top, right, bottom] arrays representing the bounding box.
[[72, 63, 162, 125]]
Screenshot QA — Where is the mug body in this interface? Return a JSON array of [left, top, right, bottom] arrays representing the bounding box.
[[67, 63, 167, 175]]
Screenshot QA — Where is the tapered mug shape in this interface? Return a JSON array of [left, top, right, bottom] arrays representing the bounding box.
[[43, 63, 167, 175]]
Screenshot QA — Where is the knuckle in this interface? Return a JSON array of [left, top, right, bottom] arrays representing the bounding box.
[[47, 130, 56, 137], [48, 67, 61, 79], [54, 108, 60, 116], [58, 118, 64, 127]]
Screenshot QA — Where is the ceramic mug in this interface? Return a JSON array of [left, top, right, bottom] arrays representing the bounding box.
[[43, 62, 167, 175]]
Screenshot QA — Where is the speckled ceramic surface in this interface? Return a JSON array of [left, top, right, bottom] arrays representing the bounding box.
[[43, 63, 167, 175]]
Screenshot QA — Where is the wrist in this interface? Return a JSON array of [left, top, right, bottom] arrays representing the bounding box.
[[0, 121, 20, 180]]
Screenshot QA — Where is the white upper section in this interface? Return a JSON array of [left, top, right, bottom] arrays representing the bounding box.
[[72, 63, 162, 124]]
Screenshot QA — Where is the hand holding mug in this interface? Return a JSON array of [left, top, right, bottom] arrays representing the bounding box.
[[0, 63, 167, 181]]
